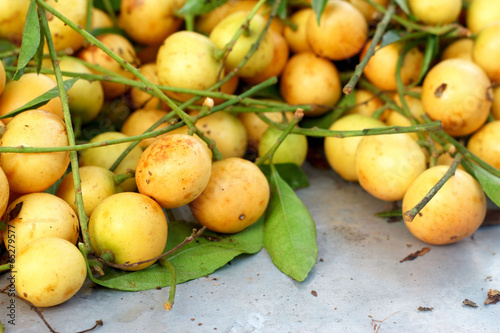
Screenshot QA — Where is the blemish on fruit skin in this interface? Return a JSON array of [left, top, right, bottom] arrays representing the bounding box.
[[434, 83, 447, 97]]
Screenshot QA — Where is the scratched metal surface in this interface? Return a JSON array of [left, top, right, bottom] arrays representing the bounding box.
[[6, 163, 500, 333]]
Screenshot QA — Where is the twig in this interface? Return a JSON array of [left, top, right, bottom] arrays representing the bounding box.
[[161, 259, 177, 311], [343, 2, 396, 95], [97, 227, 206, 270], [0, 284, 57, 333], [403, 154, 462, 222]]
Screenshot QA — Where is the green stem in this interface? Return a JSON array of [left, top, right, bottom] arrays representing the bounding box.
[[403, 154, 462, 222], [0, 122, 183, 153], [85, 0, 93, 32], [184, 14, 194, 32], [38, 3, 92, 254], [255, 112, 301, 166], [343, 2, 395, 95], [113, 172, 135, 185], [436, 130, 500, 178], [0, 263, 11, 273], [257, 113, 442, 138], [160, 259, 177, 311]]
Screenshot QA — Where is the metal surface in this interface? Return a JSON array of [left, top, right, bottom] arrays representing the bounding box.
[[6, 164, 500, 333]]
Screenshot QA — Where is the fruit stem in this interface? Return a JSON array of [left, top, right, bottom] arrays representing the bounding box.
[[38, 4, 92, 254], [257, 113, 442, 138], [85, 0, 93, 32], [343, 2, 395, 95], [255, 109, 302, 166], [113, 171, 135, 185], [213, 0, 267, 60], [403, 153, 462, 223], [161, 259, 177, 311], [0, 263, 11, 273]]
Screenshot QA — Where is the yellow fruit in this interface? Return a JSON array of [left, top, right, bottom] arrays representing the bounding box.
[[403, 166, 486, 245], [306, 0, 367, 60], [441, 38, 474, 62], [466, 0, 500, 34], [14, 237, 87, 307], [467, 120, 500, 170], [408, 0, 461, 25], [283, 8, 313, 54], [135, 134, 212, 209], [189, 158, 269, 233], [280, 52, 341, 117], [472, 21, 500, 83], [421, 59, 491, 137], [121, 108, 170, 148], [89, 192, 168, 271], [324, 114, 386, 182], [355, 134, 427, 201], [3, 193, 80, 254]]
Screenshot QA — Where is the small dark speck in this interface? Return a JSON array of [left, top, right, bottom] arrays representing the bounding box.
[[311, 290, 318, 297]]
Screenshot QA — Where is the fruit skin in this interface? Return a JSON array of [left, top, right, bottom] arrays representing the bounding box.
[[45, 0, 88, 52], [472, 22, 500, 83], [0, 110, 70, 194], [492, 86, 500, 120], [192, 111, 248, 159], [119, 0, 184, 45], [157, 31, 223, 102], [258, 126, 308, 166], [361, 41, 423, 91], [324, 114, 386, 182], [355, 133, 427, 201], [189, 158, 269, 234], [467, 120, 500, 170], [403, 166, 487, 245], [121, 108, 169, 148], [0, 167, 9, 218], [0, 1, 30, 44], [421, 59, 491, 137], [280, 52, 341, 117], [466, 0, 500, 34], [56, 166, 122, 217], [408, 0, 461, 25], [209, 12, 274, 78], [306, 0, 367, 61], [47, 58, 104, 124], [238, 110, 294, 150], [3, 193, 80, 254], [14, 237, 87, 307], [283, 8, 313, 54], [79, 132, 143, 192], [441, 38, 474, 62], [89, 192, 168, 271], [78, 33, 140, 99], [0, 60, 5, 95], [0, 73, 63, 123], [135, 134, 212, 209]]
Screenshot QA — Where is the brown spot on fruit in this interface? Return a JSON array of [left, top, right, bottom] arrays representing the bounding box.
[[434, 83, 447, 97]]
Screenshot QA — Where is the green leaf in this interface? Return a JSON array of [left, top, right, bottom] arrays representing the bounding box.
[[13, 0, 40, 81], [178, 0, 229, 16], [411, 35, 439, 87], [267, 0, 288, 20], [312, 0, 328, 24], [300, 92, 356, 130], [0, 78, 78, 120], [394, 0, 411, 15], [34, 11, 45, 75], [264, 166, 318, 282], [470, 163, 500, 207], [86, 219, 264, 291], [91, 27, 127, 37], [93, 0, 120, 11], [380, 30, 405, 48], [259, 163, 309, 190]]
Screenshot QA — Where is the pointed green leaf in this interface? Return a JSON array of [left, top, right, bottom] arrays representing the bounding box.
[[259, 163, 309, 190], [412, 35, 439, 87], [395, 0, 411, 15], [13, 0, 40, 81], [312, 0, 328, 24], [470, 163, 500, 207], [85, 219, 264, 291], [264, 166, 318, 282], [0, 78, 78, 120], [34, 9, 45, 75], [178, 0, 229, 16]]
